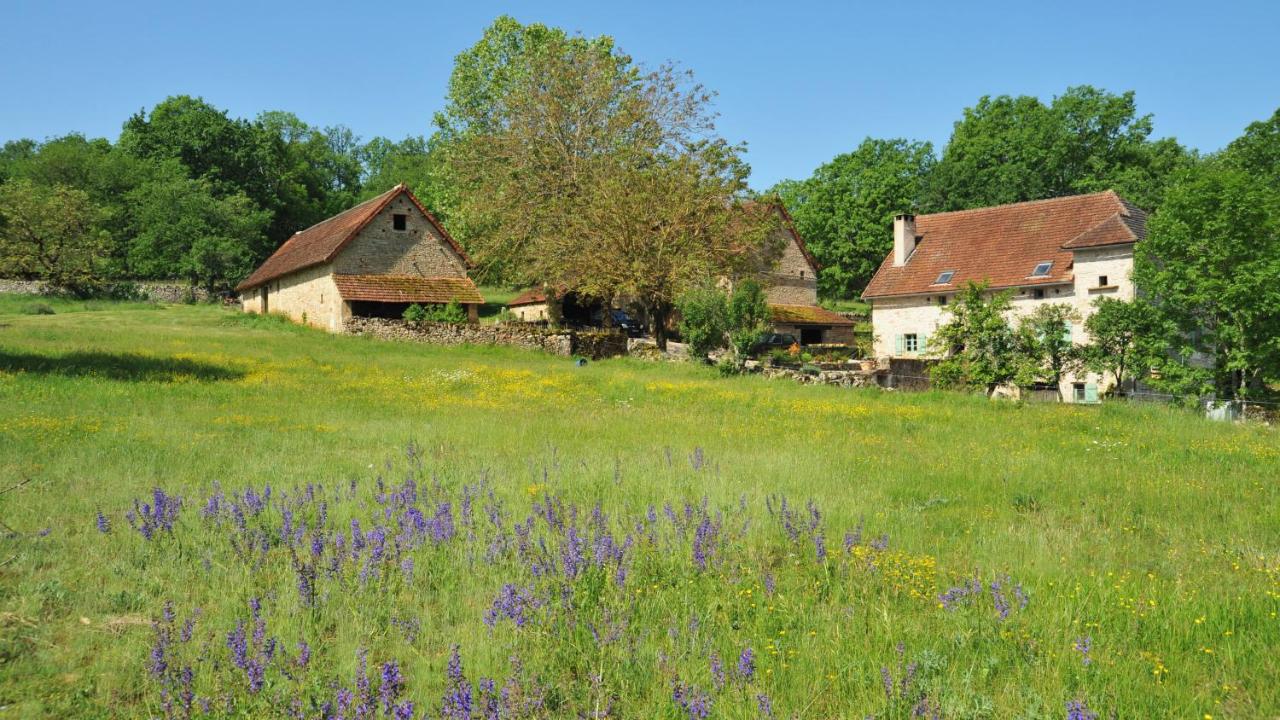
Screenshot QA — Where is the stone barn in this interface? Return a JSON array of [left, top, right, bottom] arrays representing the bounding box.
[[237, 184, 482, 331], [751, 204, 856, 345]]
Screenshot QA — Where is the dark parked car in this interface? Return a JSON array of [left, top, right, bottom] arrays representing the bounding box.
[[751, 332, 799, 355], [590, 308, 645, 338]]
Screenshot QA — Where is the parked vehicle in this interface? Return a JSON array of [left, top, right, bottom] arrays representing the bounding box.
[[751, 332, 799, 355], [590, 308, 645, 337]]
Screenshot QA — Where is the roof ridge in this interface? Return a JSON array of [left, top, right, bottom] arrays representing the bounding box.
[[291, 185, 400, 237], [917, 190, 1120, 221]]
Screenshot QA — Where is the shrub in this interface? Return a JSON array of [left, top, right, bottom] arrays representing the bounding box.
[[403, 303, 428, 325], [676, 286, 729, 361], [431, 299, 468, 325], [405, 300, 468, 326]]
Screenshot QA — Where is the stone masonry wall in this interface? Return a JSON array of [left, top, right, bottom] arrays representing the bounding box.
[[345, 317, 576, 356], [0, 278, 210, 303], [332, 195, 468, 278], [762, 226, 818, 306]]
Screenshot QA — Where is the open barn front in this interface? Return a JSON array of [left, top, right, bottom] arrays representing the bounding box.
[[348, 301, 415, 319], [333, 274, 485, 324]]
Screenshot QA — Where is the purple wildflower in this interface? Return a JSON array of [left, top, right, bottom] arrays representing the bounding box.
[[96, 511, 110, 534], [1066, 699, 1099, 720], [1074, 636, 1093, 665], [709, 653, 726, 690], [297, 640, 311, 668], [756, 693, 774, 718], [737, 647, 755, 682], [380, 660, 404, 713]]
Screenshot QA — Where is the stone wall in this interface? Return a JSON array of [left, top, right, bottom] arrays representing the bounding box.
[[248, 264, 348, 332], [760, 366, 879, 388], [762, 225, 819, 306], [346, 317, 637, 358], [333, 195, 468, 278], [0, 278, 210, 303]]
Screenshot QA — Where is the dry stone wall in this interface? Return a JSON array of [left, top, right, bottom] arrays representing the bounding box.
[[0, 279, 210, 302], [350, 316, 619, 356]]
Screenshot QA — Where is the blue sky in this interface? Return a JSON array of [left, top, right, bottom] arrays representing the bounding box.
[[2, 0, 1277, 189]]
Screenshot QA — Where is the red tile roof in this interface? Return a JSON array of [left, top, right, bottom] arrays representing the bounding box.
[[236, 184, 471, 292], [769, 304, 856, 326], [332, 275, 484, 305], [862, 191, 1146, 299], [508, 288, 549, 307]]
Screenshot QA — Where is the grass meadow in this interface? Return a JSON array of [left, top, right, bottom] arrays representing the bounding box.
[[0, 297, 1276, 719]]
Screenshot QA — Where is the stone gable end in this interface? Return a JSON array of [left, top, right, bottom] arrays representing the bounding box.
[[763, 226, 818, 306], [332, 195, 467, 278]]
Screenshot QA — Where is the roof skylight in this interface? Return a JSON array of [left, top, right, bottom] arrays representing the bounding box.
[[933, 270, 955, 284], [1030, 261, 1053, 277]]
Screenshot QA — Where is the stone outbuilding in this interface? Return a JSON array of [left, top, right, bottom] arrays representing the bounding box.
[[237, 184, 483, 331], [506, 288, 551, 322], [757, 205, 855, 345]]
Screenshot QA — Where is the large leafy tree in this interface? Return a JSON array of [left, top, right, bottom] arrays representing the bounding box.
[[926, 86, 1192, 211], [443, 18, 779, 346], [771, 138, 934, 298], [1134, 109, 1280, 399], [0, 134, 154, 272], [930, 282, 1023, 394], [1082, 297, 1164, 395], [358, 135, 452, 216], [0, 179, 111, 295], [126, 171, 269, 292], [1015, 303, 1082, 400]]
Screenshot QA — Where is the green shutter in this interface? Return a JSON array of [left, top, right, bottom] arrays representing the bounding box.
[[919, 333, 929, 354], [1084, 383, 1099, 403], [1063, 321, 1073, 344], [894, 334, 905, 355]]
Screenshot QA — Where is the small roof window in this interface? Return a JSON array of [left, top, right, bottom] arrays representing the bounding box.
[[1030, 261, 1053, 277], [933, 270, 955, 285]]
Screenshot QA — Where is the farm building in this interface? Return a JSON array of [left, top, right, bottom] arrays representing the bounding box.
[[237, 184, 483, 331], [756, 205, 855, 345], [862, 190, 1146, 400], [507, 288, 551, 322]]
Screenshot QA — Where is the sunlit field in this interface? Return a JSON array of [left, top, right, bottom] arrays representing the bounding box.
[[1, 298, 1276, 719]]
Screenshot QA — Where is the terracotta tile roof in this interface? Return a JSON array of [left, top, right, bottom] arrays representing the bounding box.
[[236, 184, 471, 292], [333, 275, 484, 304], [862, 191, 1146, 299], [508, 288, 549, 307], [768, 304, 856, 326]]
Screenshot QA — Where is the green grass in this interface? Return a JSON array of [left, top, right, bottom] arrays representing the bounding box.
[[1, 297, 1276, 718]]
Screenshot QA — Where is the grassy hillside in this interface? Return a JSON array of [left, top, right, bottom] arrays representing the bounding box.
[[0, 298, 1276, 718]]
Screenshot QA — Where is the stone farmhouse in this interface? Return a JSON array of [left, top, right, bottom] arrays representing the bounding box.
[[861, 191, 1146, 401], [237, 184, 483, 331]]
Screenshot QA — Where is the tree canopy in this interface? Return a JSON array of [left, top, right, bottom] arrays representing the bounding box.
[[440, 17, 780, 345]]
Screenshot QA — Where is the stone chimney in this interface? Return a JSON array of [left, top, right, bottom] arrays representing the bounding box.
[[893, 213, 917, 266]]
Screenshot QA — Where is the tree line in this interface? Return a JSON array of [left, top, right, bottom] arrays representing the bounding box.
[[0, 99, 443, 295]]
